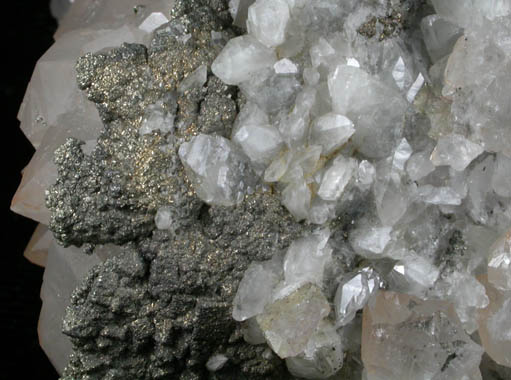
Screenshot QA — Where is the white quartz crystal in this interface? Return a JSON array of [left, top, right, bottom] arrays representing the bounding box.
[[274, 58, 299, 74], [178, 134, 256, 206], [281, 178, 312, 221], [281, 229, 332, 293], [317, 156, 357, 201], [178, 65, 208, 94], [430, 134, 484, 171], [418, 185, 462, 206], [154, 206, 173, 230], [310, 113, 355, 155], [247, 0, 290, 48], [232, 260, 281, 321], [232, 104, 284, 169], [206, 354, 229, 372], [211, 35, 277, 85], [350, 225, 392, 258]]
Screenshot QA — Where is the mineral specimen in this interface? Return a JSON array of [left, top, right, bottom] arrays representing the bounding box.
[[12, 0, 511, 378]]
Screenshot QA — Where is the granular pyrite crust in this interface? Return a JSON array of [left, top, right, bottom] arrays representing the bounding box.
[[60, 192, 308, 379]]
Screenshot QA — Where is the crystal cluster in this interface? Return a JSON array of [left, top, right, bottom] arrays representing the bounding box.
[[11, 0, 511, 378], [223, 0, 511, 378]]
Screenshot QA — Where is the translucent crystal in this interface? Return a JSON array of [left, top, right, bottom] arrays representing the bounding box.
[[334, 268, 380, 327], [310, 113, 355, 155], [154, 206, 173, 230], [138, 12, 169, 33], [418, 185, 462, 206], [211, 35, 277, 85], [430, 134, 484, 171], [232, 260, 281, 321], [491, 153, 511, 198], [178, 64, 208, 94], [420, 15, 463, 62], [478, 276, 511, 367], [285, 319, 343, 379], [257, 283, 330, 358], [39, 242, 102, 374], [391, 138, 413, 171], [406, 150, 435, 181], [240, 69, 301, 115], [282, 229, 332, 292], [206, 354, 229, 372], [328, 64, 407, 158], [274, 58, 299, 74], [178, 134, 257, 207], [139, 101, 175, 135], [356, 160, 376, 188], [350, 225, 392, 258], [281, 178, 312, 221], [317, 156, 357, 201], [247, 0, 290, 48], [488, 229, 511, 292], [362, 291, 484, 380], [24, 224, 52, 267], [232, 110, 284, 168]]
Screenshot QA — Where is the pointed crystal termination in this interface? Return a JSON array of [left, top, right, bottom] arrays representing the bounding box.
[[232, 259, 281, 321], [334, 268, 380, 327], [247, 0, 291, 48], [211, 35, 277, 85], [39, 241, 101, 374], [178, 134, 257, 207], [362, 291, 484, 380], [257, 283, 330, 359]]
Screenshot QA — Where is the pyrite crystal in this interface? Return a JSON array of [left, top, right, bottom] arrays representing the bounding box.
[[12, 0, 511, 378]]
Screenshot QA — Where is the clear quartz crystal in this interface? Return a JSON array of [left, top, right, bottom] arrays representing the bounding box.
[[247, 0, 291, 48], [211, 35, 276, 85], [334, 268, 380, 327], [178, 134, 257, 206], [232, 259, 282, 321], [430, 134, 484, 171], [317, 156, 357, 201], [309, 113, 355, 155]]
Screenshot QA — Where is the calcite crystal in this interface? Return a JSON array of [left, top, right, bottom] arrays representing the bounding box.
[[12, 0, 511, 378]]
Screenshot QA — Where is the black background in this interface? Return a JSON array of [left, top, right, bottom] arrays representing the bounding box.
[[3, 1, 59, 378]]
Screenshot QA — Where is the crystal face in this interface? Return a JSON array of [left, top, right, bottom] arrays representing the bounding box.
[[12, 0, 511, 378]]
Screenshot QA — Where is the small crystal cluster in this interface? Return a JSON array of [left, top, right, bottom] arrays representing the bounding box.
[[11, 0, 511, 378], [213, 0, 511, 378]]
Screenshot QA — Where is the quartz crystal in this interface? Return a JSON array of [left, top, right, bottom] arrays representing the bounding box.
[[211, 35, 276, 85], [430, 134, 484, 171], [246, 0, 290, 48], [178, 134, 256, 206], [232, 259, 281, 321], [487, 229, 511, 292], [256, 283, 330, 359]]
